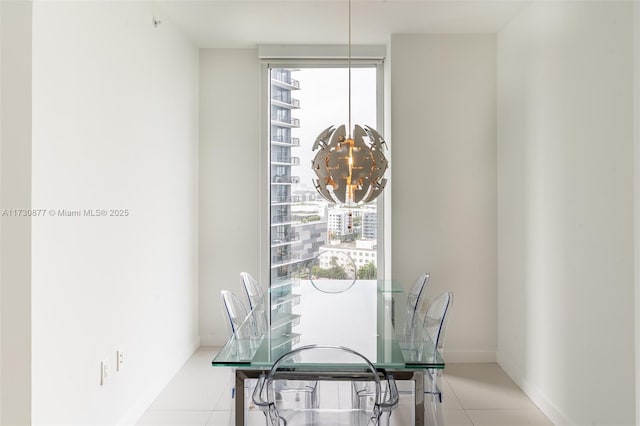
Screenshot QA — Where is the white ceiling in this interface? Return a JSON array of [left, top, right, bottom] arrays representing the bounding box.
[[157, 1, 531, 48]]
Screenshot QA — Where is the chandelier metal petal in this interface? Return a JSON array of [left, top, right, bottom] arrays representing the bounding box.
[[311, 124, 388, 205]]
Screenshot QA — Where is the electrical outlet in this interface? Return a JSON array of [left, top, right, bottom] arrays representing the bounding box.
[[116, 350, 124, 371], [100, 359, 110, 385]]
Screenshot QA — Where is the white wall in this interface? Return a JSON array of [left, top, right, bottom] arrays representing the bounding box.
[[199, 49, 260, 346], [0, 1, 32, 424], [389, 34, 497, 362], [636, 4, 640, 425], [31, 2, 199, 424], [497, 2, 635, 424]]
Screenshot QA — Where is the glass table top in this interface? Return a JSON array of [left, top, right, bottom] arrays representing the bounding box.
[[212, 279, 444, 370]]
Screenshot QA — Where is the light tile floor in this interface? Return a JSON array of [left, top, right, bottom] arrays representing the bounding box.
[[137, 347, 553, 426]]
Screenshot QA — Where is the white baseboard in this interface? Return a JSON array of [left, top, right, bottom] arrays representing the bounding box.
[[497, 352, 573, 426], [443, 350, 496, 363], [118, 337, 201, 426]]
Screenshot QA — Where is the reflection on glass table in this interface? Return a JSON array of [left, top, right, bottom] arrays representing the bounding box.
[[308, 251, 357, 294]]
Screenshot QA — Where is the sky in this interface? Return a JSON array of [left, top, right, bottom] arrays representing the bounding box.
[[289, 67, 378, 191]]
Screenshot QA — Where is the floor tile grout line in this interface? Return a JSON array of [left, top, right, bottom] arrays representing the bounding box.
[[442, 373, 468, 410], [442, 370, 549, 425]]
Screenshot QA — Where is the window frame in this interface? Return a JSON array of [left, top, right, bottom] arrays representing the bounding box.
[[259, 57, 388, 288]]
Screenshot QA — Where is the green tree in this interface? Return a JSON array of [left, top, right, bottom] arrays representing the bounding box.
[[311, 256, 349, 279], [357, 262, 377, 279]]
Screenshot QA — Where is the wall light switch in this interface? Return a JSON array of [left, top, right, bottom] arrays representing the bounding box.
[[100, 359, 110, 385], [116, 350, 124, 371]]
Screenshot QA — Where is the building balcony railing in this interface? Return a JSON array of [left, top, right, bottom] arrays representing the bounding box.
[[272, 175, 289, 183], [271, 195, 293, 203], [273, 156, 300, 166], [271, 233, 300, 245], [272, 96, 301, 108], [271, 136, 300, 147], [272, 254, 302, 264], [271, 73, 300, 89], [271, 117, 300, 127], [272, 175, 300, 184], [272, 215, 291, 225]]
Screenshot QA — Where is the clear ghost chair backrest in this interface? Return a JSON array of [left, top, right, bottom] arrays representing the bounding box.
[[403, 273, 431, 336], [220, 290, 254, 339], [240, 272, 268, 336], [422, 291, 453, 403], [240, 271, 264, 310], [423, 291, 453, 352], [252, 345, 399, 426]]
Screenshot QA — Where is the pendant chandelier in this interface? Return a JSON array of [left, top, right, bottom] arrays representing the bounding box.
[[311, 0, 388, 206]]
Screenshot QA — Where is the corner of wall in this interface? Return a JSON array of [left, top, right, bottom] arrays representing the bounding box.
[[119, 337, 200, 425], [497, 351, 573, 426], [0, 1, 32, 424]]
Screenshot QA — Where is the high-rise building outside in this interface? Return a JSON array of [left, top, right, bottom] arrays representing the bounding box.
[[318, 239, 377, 272], [270, 69, 327, 285], [361, 208, 378, 240], [327, 209, 353, 239]]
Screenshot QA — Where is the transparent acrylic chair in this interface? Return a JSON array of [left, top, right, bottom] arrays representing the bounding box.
[[354, 272, 430, 408], [225, 286, 317, 415], [220, 289, 263, 400], [252, 345, 399, 426], [422, 291, 453, 402], [221, 289, 259, 339], [240, 271, 264, 310], [401, 273, 431, 338], [239, 272, 268, 335]]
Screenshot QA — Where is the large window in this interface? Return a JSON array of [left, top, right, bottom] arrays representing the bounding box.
[[267, 64, 384, 287]]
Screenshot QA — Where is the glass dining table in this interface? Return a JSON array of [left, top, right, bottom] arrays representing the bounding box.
[[212, 279, 444, 426]]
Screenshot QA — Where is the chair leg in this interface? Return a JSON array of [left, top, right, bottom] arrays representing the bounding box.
[[424, 369, 442, 402]]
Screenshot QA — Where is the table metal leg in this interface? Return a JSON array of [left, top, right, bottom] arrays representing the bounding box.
[[236, 369, 260, 426], [414, 370, 425, 426], [235, 369, 264, 426], [235, 370, 246, 426]]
